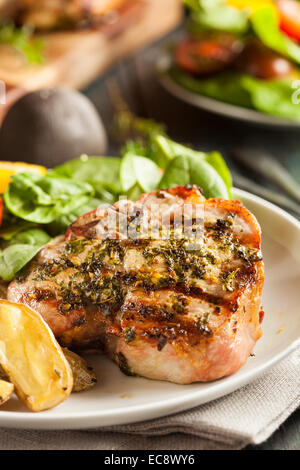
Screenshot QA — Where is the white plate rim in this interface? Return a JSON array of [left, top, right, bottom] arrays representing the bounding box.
[[156, 54, 300, 129], [1, 188, 300, 430]]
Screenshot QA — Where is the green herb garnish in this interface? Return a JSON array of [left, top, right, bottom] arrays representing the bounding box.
[[0, 23, 44, 64]]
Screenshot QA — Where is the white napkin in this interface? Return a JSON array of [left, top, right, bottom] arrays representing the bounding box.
[[0, 347, 299, 450]]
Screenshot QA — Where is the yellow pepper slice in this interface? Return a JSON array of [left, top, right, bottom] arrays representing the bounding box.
[[226, 0, 275, 13], [0, 161, 46, 194]]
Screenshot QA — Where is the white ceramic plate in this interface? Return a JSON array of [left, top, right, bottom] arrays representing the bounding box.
[[157, 54, 300, 129], [1, 189, 300, 430]]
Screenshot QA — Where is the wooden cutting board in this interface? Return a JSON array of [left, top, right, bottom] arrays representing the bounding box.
[[0, 0, 182, 122]]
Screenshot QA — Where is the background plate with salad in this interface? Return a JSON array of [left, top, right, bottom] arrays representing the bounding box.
[[161, 0, 300, 124]]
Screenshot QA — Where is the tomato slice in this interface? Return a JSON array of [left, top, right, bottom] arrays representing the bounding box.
[[175, 35, 243, 76], [277, 0, 300, 41]]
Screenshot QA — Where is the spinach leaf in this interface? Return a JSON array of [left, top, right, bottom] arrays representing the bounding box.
[[171, 67, 300, 122], [155, 134, 212, 164], [251, 6, 300, 64], [170, 68, 253, 108], [159, 155, 190, 189], [242, 75, 300, 121], [204, 151, 232, 194], [154, 135, 232, 193], [4, 172, 94, 224], [0, 228, 51, 281], [153, 135, 185, 169], [86, 181, 118, 204], [0, 220, 34, 241], [120, 153, 162, 193], [126, 184, 144, 201], [0, 208, 34, 240], [47, 197, 104, 236], [159, 154, 230, 199], [51, 155, 121, 194]]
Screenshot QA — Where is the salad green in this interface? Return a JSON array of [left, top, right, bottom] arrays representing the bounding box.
[[0, 228, 51, 281], [171, 1, 300, 121], [0, 133, 232, 281], [154, 135, 232, 193], [119, 153, 162, 193], [159, 154, 229, 198], [4, 173, 95, 224], [251, 6, 300, 64], [171, 68, 300, 121], [51, 155, 121, 195], [0, 23, 44, 64], [185, 0, 249, 34], [242, 74, 300, 120]]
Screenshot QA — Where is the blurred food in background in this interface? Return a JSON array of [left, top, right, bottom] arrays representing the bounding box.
[[169, 0, 300, 121], [0, 0, 182, 125], [0, 0, 127, 31]]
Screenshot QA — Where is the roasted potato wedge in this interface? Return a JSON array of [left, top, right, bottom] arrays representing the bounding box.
[[0, 364, 7, 380], [0, 326, 96, 394], [0, 379, 14, 406], [0, 300, 73, 412], [63, 348, 97, 392]]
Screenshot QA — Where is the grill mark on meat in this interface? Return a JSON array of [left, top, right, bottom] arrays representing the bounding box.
[[23, 262, 257, 319], [14, 230, 260, 316], [24, 288, 55, 302]]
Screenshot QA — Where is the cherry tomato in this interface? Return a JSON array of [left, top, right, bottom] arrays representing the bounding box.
[[277, 0, 300, 41], [175, 34, 243, 76]]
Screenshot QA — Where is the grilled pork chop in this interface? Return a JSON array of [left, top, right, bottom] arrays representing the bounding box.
[[7, 186, 264, 384]]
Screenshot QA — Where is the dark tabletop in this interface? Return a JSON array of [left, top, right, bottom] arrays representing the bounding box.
[[83, 32, 300, 451]]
